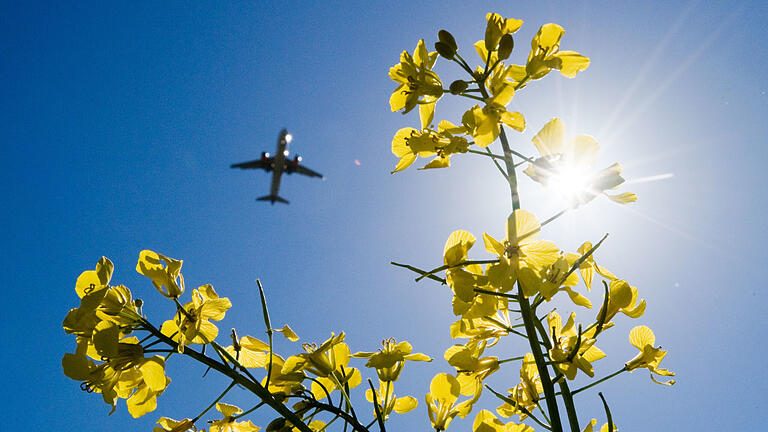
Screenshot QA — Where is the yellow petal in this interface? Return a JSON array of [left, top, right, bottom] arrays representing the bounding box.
[[394, 396, 418, 413], [628, 325, 656, 350], [483, 233, 505, 256], [532, 118, 565, 157], [605, 192, 637, 204], [217, 402, 243, 417], [392, 154, 417, 173], [508, 210, 541, 245], [444, 230, 476, 266], [533, 23, 565, 51], [276, 325, 300, 342], [501, 111, 525, 132], [430, 373, 460, 403], [127, 385, 158, 418], [419, 102, 436, 129], [550, 51, 590, 78], [140, 356, 168, 392]]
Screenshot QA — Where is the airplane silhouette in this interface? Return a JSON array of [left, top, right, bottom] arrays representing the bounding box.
[[231, 129, 323, 204]]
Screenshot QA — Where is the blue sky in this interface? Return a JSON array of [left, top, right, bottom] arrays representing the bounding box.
[[2, 1, 767, 430]]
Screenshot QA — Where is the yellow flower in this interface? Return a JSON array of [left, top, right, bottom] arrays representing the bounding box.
[[444, 341, 499, 396], [566, 241, 618, 291], [389, 39, 443, 129], [625, 326, 675, 385], [352, 338, 431, 382], [161, 284, 232, 352], [547, 312, 605, 380], [450, 308, 512, 346], [533, 254, 590, 306], [461, 87, 525, 147], [496, 354, 542, 421], [62, 329, 169, 417], [483, 210, 560, 296], [442, 230, 493, 314], [525, 23, 590, 80], [63, 283, 141, 338], [484, 13, 523, 51], [282, 333, 361, 399], [209, 403, 260, 432], [75, 256, 114, 298], [137, 250, 185, 299], [261, 354, 306, 397], [524, 118, 637, 206], [225, 335, 271, 368], [425, 373, 479, 431], [473, 410, 533, 432], [596, 280, 646, 323], [390, 122, 469, 173], [365, 380, 418, 420]]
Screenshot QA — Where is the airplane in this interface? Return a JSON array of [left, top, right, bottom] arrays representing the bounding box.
[[230, 129, 323, 204]]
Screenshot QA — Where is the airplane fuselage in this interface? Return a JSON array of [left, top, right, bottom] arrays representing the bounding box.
[[269, 129, 290, 198]]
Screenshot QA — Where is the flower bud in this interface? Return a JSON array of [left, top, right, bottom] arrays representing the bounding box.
[[266, 418, 289, 432], [438, 30, 458, 52], [449, 80, 468, 94], [497, 34, 514, 60], [434, 41, 455, 60]]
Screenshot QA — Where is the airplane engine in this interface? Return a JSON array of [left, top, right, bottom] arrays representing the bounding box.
[[261, 152, 270, 160]]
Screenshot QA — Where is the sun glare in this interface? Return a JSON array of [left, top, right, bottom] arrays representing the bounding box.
[[548, 164, 592, 201]]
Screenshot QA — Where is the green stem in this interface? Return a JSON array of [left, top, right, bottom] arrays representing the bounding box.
[[518, 286, 563, 432], [256, 280, 276, 390], [473, 287, 518, 300], [368, 379, 386, 432], [530, 310, 579, 432], [233, 401, 266, 420], [301, 397, 370, 432], [570, 367, 628, 396], [476, 72, 561, 429], [414, 259, 498, 282], [485, 385, 552, 431], [192, 381, 237, 423], [468, 148, 506, 160], [498, 355, 525, 364], [390, 261, 446, 284]]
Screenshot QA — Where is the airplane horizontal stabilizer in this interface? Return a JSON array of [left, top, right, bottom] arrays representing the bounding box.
[[256, 194, 289, 204]]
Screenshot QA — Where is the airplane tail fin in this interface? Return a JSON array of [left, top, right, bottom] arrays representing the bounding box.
[[256, 194, 289, 204]]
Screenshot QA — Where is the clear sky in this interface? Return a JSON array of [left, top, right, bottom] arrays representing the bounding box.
[[2, 1, 767, 431]]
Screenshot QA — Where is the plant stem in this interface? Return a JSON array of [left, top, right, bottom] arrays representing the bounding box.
[[570, 367, 628, 396], [531, 316, 580, 432], [192, 381, 237, 423], [479, 74, 561, 430]]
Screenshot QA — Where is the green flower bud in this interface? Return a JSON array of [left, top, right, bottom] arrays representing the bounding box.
[[498, 34, 514, 60], [438, 29, 458, 52], [434, 41, 455, 60], [449, 80, 469, 94]]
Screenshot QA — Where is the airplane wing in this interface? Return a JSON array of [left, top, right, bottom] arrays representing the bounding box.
[[230, 159, 272, 171], [287, 164, 323, 178]]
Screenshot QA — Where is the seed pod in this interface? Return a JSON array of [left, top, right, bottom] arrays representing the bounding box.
[[498, 34, 514, 60], [438, 30, 458, 52], [449, 80, 469, 94], [435, 41, 455, 60]]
